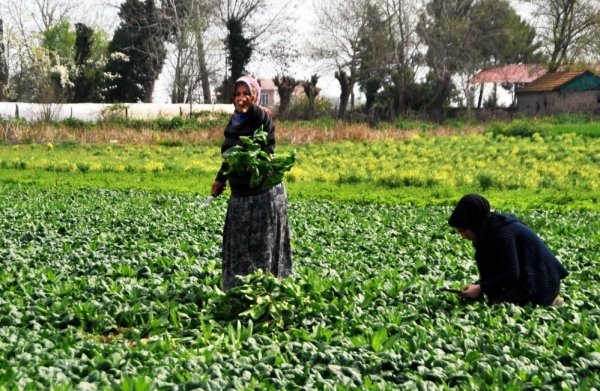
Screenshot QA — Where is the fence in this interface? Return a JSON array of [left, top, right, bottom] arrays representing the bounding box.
[[0, 102, 233, 121]]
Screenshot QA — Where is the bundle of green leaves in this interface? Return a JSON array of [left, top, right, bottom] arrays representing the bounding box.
[[222, 128, 296, 189]]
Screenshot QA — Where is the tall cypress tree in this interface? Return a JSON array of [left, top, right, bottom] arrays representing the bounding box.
[[72, 23, 102, 102], [105, 0, 168, 103]]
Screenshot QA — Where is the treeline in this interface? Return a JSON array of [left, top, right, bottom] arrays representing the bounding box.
[[0, 0, 599, 122]]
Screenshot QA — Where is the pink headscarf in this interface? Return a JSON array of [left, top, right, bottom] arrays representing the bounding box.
[[235, 76, 261, 100]]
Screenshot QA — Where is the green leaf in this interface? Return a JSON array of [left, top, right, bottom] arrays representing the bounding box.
[[371, 327, 388, 352]]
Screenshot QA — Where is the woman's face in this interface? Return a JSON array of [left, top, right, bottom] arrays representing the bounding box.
[[233, 83, 255, 113], [455, 227, 476, 241]]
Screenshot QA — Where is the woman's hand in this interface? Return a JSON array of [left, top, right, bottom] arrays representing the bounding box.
[[211, 181, 226, 196], [461, 284, 482, 299]]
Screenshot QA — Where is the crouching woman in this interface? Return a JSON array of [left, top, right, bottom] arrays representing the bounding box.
[[448, 194, 568, 306]]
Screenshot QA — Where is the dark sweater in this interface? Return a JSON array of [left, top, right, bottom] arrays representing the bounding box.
[[474, 213, 568, 306], [215, 105, 276, 196]]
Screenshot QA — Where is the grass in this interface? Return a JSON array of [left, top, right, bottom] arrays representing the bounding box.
[[1, 115, 598, 211], [1, 169, 597, 211]]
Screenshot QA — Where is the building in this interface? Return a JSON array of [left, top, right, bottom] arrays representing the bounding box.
[[515, 70, 600, 116], [470, 64, 548, 107], [258, 79, 278, 108], [258, 79, 306, 109]]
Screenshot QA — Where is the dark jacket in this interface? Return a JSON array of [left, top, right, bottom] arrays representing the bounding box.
[[215, 104, 275, 196], [474, 213, 568, 306]]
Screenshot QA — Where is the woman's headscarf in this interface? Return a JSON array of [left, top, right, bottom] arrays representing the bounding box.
[[235, 76, 261, 100], [448, 194, 491, 233]]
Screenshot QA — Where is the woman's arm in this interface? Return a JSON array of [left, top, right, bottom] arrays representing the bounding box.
[[254, 105, 275, 154], [479, 233, 521, 293]]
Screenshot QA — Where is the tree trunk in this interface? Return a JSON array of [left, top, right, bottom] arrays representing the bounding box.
[[335, 69, 351, 119], [303, 74, 320, 119], [274, 75, 297, 120], [0, 18, 8, 100], [477, 83, 484, 109], [171, 47, 183, 103], [194, 2, 212, 103], [427, 74, 451, 122]]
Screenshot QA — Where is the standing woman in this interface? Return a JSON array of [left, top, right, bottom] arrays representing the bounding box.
[[448, 194, 568, 306], [211, 76, 292, 291]]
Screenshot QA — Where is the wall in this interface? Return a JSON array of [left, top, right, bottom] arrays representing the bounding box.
[[0, 102, 233, 121], [516, 91, 600, 116]]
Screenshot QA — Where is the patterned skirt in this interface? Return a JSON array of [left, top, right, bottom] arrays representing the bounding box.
[[221, 183, 292, 291]]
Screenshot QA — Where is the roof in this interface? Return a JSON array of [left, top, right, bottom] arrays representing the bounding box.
[[259, 78, 276, 91], [517, 71, 590, 93], [470, 64, 547, 84]]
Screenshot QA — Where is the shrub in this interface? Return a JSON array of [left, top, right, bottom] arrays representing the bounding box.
[[487, 119, 541, 138], [476, 172, 494, 190], [63, 117, 89, 129]]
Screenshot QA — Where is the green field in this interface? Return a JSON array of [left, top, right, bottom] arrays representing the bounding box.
[[0, 126, 599, 389]]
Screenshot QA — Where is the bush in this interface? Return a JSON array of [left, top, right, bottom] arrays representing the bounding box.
[[549, 113, 593, 124], [393, 118, 437, 132], [283, 97, 334, 120], [476, 172, 494, 190], [63, 117, 89, 129], [487, 119, 541, 138]]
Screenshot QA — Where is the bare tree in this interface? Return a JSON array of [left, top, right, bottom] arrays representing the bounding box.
[[525, 0, 600, 71], [31, 0, 79, 32], [161, 0, 218, 103], [312, 0, 370, 119], [381, 0, 423, 116], [417, 0, 478, 121]]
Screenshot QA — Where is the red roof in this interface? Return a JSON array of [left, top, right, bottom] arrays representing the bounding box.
[[470, 64, 548, 84], [516, 71, 587, 92]]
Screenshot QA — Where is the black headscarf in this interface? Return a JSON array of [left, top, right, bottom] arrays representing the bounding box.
[[448, 194, 491, 234]]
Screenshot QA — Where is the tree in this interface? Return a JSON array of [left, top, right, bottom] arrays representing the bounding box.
[[356, 2, 390, 114], [42, 20, 76, 65], [105, 0, 169, 103], [273, 74, 299, 119], [215, 16, 253, 103], [525, 0, 600, 71], [72, 23, 108, 102], [470, 0, 543, 109], [417, 0, 477, 121], [0, 18, 8, 100], [302, 74, 320, 119], [334, 68, 353, 119], [161, 0, 218, 103], [313, 0, 370, 119], [381, 0, 423, 117]]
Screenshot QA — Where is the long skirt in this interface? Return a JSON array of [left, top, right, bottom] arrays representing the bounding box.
[[221, 183, 292, 291]]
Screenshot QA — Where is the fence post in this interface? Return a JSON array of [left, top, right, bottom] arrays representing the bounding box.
[[125, 107, 128, 122], [15, 104, 19, 119]]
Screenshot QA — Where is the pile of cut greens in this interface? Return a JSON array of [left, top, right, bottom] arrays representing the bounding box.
[[222, 128, 296, 189]]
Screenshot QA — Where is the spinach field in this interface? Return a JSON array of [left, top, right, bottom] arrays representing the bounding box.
[[0, 186, 598, 390]]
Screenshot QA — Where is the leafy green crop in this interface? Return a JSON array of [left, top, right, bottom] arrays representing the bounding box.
[[0, 185, 598, 389], [222, 129, 296, 189]]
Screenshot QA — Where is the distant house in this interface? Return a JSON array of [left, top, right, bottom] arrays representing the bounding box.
[[470, 64, 548, 107], [258, 79, 306, 109], [515, 70, 600, 116], [258, 79, 278, 108]]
